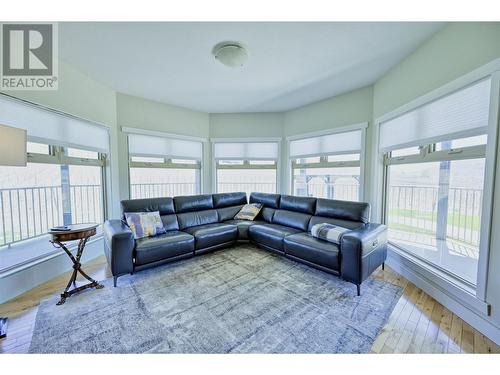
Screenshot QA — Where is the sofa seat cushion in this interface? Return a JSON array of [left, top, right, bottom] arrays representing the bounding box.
[[223, 219, 265, 240], [134, 231, 194, 266], [248, 223, 302, 251], [284, 233, 340, 271], [184, 223, 238, 249]]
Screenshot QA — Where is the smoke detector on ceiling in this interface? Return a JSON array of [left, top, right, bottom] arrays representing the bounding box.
[[212, 41, 248, 68]]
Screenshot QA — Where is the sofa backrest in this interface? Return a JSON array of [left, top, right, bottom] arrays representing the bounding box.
[[174, 194, 218, 230], [272, 195, 315, 231], [249, 192, 280, 223], [308, 198, 371, 231], [121, 197, 179, 231], [120, 193, 371, 233], [212, 192, 247, 221]]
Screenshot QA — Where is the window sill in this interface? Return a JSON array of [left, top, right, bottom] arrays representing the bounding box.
[[0, 229, 103, 278], [387, 243, 490, 316]]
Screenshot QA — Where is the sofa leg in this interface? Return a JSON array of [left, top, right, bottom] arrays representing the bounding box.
[[356, 284, 361, 296], [113, 276, 117, 288], [382, 262, 385, 271]]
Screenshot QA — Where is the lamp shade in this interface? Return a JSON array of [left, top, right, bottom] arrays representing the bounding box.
[[0, 124, 27, 166]]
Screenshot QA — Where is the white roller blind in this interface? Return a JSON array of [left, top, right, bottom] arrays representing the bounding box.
[[128, 133, 202, 160], [0, 95, 109, 153], [213, 142, 279, 160], [289, 129, 362, 158], [379, 78, 491, 152]]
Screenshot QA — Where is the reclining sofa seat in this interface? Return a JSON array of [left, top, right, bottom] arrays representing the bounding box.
[[103, 192, 387, 294], [174, 194, 238, 255]]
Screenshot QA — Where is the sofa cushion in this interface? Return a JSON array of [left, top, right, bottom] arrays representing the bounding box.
[[212, 192, 247, 208], [272, 209, 311, 231], [284, 232, 340, 271], [248, 223, 301, 251], [310, 222, 350, 245], [124, 211, 166, 239], [217, 205, 244, 222], [121, 197, 179, 231], [249, 192, 280, 208], [315, 198, 370, 224], [223, 219, 265, 240], [279, 195, 316, 214], [183, 223, 238, 249], [234, 203, 263, 221], [177, 209, 219, 230], [257, 207, 275, 223], [174, 194, 213, 213], [134, 231, 194, 265]]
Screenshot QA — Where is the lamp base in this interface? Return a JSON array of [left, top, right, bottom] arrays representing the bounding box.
[[0, 317, 7, 339]]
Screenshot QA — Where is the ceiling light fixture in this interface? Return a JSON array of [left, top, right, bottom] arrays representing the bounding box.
[[212, 41, 248, 68]]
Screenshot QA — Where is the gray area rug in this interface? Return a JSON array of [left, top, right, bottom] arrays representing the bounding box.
[[29, 245, 402, 353]]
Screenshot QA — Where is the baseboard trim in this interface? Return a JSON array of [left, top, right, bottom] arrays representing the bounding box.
[[386, 249, 500, 346]]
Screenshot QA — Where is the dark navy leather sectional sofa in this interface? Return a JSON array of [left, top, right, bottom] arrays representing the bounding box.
[[103, 192, 387, 295]]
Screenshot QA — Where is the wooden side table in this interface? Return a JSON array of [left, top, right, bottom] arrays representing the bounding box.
[[49, 223, 104, 305]]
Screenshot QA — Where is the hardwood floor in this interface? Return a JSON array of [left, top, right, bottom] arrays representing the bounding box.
[[1, 255, 499, 354]]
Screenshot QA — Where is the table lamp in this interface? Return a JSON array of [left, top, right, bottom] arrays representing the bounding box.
[[0, 123, 27, 339]]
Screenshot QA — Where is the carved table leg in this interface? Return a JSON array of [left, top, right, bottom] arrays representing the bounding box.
[[53, 236, 104, 305]]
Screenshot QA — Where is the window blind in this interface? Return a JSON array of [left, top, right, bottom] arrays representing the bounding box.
[[128, 133, 203, 160], [289, 130, 362, 158], [379, 78, 491, 152], [0, 95, 109, 153], [213, 142, 279, 160]]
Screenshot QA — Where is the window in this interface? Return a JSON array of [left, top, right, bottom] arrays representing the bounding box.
[[213, 141, 279, 196], [289, 129, 364, 201], [0, 94, 109, 271], [381, 79, 491, 286], [127, 132, 202, 199], [0, 147, 107, 249]]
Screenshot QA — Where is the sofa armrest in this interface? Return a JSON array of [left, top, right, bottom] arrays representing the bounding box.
[[103, 219, 135, 278], [340, 223, 388, 285]]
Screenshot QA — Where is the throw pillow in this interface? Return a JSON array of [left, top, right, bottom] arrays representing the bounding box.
[[311, 223, 350, 245], [234, 203, 263, 221], [124, 211, 166, 239]]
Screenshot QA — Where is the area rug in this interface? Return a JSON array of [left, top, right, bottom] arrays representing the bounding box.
[[29, 245, 402, 353]]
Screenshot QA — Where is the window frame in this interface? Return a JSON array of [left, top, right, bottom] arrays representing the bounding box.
[[124, 127, 206, 198], [128, 157, 202, 198], [382, 136, 487, 287], [211, 138, 281, 194], [286, 123, 367, 200], [1, 141, 108, 247], [372, 65, 500, 305], [290, 154, 362, 201]]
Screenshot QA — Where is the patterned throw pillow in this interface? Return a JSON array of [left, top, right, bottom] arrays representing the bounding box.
[[311, 223, 350, 245], [234, 203, 263, 221], [124, 211, 166, 239]]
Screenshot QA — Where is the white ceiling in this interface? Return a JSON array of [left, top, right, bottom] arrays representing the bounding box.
[[59, 22, 444, 113]]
